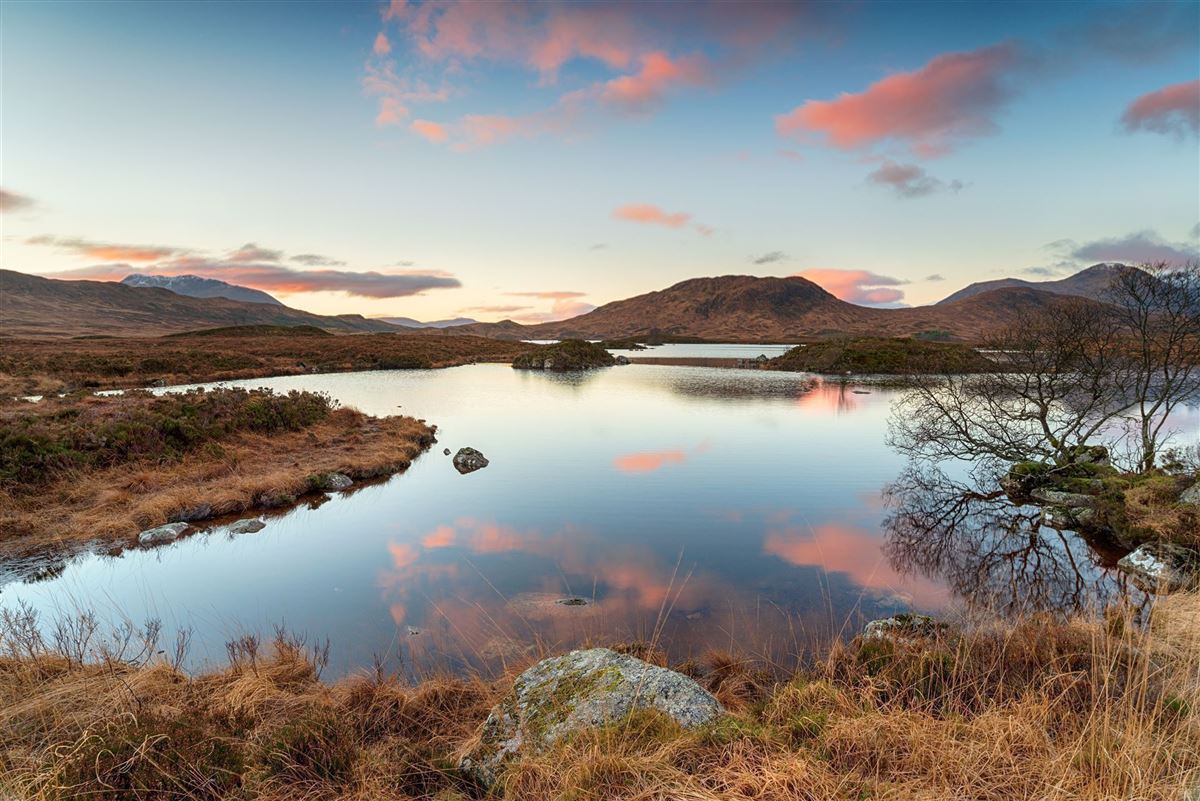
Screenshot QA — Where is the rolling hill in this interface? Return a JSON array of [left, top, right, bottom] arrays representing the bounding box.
[[0, 270, 402, 337], [446, 275, 1095, 343], [935, 263, 1140, 305]]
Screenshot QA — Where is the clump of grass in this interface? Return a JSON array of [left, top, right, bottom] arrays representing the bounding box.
[[768, 337, 995, 375], [1, 595, 1195, 800]]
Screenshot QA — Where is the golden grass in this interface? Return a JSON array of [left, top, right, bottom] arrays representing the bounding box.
[[0, 402, 434, 555], [1, 596, 1196, 800], [0, 331, 535, 397]]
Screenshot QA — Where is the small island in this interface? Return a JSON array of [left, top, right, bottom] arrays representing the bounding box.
[[512, 339, 617, 371], [767, 337, 996, 375]]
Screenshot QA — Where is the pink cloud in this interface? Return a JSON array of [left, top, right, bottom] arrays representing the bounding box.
[[410, 118, 449, 143], [793, 269, 908, 306], [506, 290, 587, 300], [513, 298, 596, 323], [0, 188, 35, 213], [776, 43, 1021, 156], [599, 51, 709, 111], [612, 203, 690, 228], [26, 235, 181, 262], [1121, 79, 1199, 137], [373, 31, 392, 56]]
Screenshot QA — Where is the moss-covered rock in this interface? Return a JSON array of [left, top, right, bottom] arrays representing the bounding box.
[[512, 340, 616, 371]]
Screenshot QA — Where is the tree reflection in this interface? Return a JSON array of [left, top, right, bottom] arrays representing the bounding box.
[[881, 464, 1122, 615]]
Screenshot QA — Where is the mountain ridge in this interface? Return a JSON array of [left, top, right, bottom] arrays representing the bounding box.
[[120, 273, 284, 306]]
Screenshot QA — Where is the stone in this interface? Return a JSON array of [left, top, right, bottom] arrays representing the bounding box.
[[459, 648, 723, 786], [228, 519, 266, 534], [1181, 481, 1200, 506], [1117, 542, 1200, 594], [614, 355, 630, 365], [169, 503, 212, 523], [555, 597, 588, 606], [862, 613, 947, 645], [313, 472, 353, 491], [443, 448, 451, 456], [1030, 488, 1097, 508], [137, 522, 190, 545], [453, 447, 489, 474], [1041, 505, 1096, 529]]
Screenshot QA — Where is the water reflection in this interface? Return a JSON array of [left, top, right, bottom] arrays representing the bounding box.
[[881, 465, 1130, 615]]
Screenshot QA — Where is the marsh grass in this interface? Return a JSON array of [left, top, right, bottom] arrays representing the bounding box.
[[1, 593, 1195, 800]]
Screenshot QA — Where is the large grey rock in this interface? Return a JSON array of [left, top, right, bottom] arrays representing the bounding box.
[[1041, 505, 1096, 529], [137, 522, 190, 545], [453, 447, 489, 475], [228, 519, 266, 534], [1117, 542, 1200, 593], [1181, 481, 1200, 506], [460, 648, 723, 785]]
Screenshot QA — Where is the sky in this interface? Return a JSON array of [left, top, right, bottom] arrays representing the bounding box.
[[2, 0, 1198, 322]]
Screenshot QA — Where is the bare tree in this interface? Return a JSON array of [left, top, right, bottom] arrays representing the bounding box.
[[1106, 261, 1200, 473]]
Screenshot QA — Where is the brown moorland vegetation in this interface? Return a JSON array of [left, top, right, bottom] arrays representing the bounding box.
[[0, 594, 1195, 800], [0, 328, 536, 397], [0, 388, 435, 555]]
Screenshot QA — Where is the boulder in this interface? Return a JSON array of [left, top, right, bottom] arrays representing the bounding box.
[[228, 519, 266, 534], [614, 355, 631, 365], [862, 613, 947, 645], [453, 447, 489, 474], [1030, 488, 1096, 508], [1182, 481, 1200, 506], [137, 522, 190, 545], [1041, 505, 1097, 529], [459, 648, 723, 786], [1117, 542, 1200, 593], [443, 448, 451, 456]]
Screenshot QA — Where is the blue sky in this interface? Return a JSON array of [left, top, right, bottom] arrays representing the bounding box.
[[2, 0, 1197, 321]]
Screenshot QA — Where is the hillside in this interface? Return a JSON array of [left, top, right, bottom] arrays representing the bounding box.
[[377, 315, 480, 328], [120, 273, 283, 305], [0, 270, 401, 337], [447, 275, 1091, 343], [936, 263, 1140, 305]]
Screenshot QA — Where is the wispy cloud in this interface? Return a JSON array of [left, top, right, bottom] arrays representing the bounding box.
[[0, 188, 35, 213], [751, 251, 788, 265], [228, 242, 283, 262], [1053, 230, 1199, 265], [290, 253, 347, 267], [866, 160, 963, 198], [612, 203, 711, 236], [27, 235, 184, 262], [924, 273, 945, 281], [1120, 80, 1199, 138], [794, 268, 908, 306]]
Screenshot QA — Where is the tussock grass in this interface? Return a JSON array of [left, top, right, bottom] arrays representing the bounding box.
[[0, 389, 435, 553], [1, 596, 1196, 800]]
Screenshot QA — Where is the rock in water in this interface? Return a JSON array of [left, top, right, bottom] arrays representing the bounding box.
[[862, 613, 947, 644], [1117, 542, 1200, 593], [228, 519, 266, 534], [453, 447, 489, 474], [459, 647, 723, 786], [137, 522, 190, 545], [314, 472, 353, 491]]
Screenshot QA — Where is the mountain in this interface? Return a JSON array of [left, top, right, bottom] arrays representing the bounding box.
[[935, 263, 1140, 305], [445, 275, 1089, 343], [120, 273, 283, 305], [0, 270, 402, 337], [377, 316, 479, 328]]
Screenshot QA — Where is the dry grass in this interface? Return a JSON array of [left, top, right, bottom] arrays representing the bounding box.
[[0, 390, 435, 555], [1, 596, 1196, 800], [0, 330, 535, 397]]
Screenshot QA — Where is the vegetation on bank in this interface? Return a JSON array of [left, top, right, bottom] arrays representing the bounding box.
[[0, 389, 435, 553], [512, 339, 616, 370], [0, 330, 535, 397], [1, 595, 1196, 800], [767, 337, 996, 375]]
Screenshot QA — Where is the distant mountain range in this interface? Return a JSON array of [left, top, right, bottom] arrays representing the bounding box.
[[2, 263, 1140, 341], [935, 263, 1136, 305], [120, 273, 283, 305], [445, 268, 1126, 342], [0, 270, 401, 337], [376, 316, 480, 329]]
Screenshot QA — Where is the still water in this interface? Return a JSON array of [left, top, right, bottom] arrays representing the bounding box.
[[3, 354, 1180, 677]]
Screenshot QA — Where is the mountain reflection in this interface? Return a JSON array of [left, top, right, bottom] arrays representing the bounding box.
[[881, 465, 1126, 615]]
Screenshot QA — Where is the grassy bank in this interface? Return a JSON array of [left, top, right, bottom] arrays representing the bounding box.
[[0, 388, 435, 553], [0, 596, 1196, 800], [0, 328, 535, 397], [768, 337, 995, 375]]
